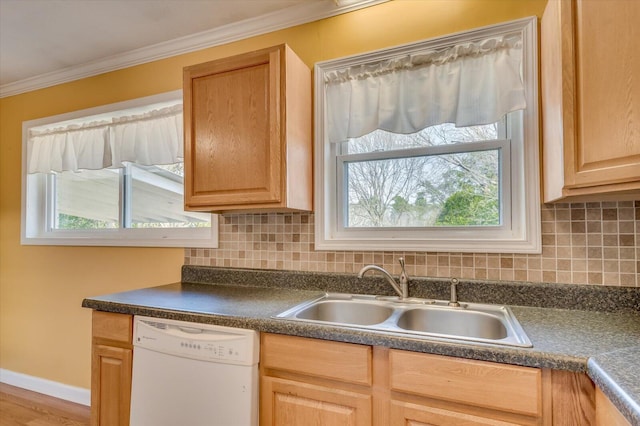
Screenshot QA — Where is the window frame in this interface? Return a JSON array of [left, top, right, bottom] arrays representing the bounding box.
[[21, 90, 218, 248], [314, 17, 540, 253]]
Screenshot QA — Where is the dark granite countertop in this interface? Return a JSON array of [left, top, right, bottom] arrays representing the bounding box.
[[82, 266, 640, 425], [588, 347, 640, 425]]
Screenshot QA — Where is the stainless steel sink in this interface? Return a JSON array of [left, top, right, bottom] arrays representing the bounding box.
[[275, 293, 532, 348], [294, 300, 394, 325], [396, 307, 508, 340]]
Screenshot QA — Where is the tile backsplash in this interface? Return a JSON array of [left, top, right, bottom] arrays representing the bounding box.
[[185, 201, 640, 287]]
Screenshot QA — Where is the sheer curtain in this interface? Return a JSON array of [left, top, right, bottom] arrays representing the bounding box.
[[27, 104, 183, 173], [324, 34, 526, 144]]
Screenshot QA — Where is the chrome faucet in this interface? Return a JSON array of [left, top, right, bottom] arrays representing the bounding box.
[[357, 258, 409, 299]]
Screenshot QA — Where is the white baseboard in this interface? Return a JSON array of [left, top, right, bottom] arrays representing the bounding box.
[[0, 368, 90, 406]]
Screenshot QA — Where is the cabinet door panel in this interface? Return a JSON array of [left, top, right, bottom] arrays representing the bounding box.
[[570, 0, 640, 187], [193, 64, 272, 194], [261, 376, 371, 426], [390, 400, 521, 426], [91, 344, 132, 426], [542, 0, 640, 201]]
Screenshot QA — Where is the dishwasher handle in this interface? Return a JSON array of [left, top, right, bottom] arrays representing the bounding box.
[[177, 325, 203, 334], [133, 316, 259, 366], [137, 319, 247, 342]]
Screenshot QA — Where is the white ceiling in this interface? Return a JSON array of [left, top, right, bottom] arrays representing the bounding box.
[[0, 0, 385, 97]]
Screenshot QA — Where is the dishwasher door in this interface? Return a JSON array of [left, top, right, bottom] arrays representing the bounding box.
[[129, 316, 259, 426]]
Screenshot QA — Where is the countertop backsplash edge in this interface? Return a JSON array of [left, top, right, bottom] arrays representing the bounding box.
[[181, 265, 640, 313]]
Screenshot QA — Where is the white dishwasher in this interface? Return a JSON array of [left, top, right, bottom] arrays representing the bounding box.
[[130, 316, 259, 426]]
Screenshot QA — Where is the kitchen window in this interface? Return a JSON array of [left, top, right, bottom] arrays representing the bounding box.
[[21, 90, 217, 247], [314, 18, 540, 253]]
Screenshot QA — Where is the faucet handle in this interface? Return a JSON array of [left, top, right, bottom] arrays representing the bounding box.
[[398, 257, 409, 286], [397, 257, 409, 299], [449, 278, 460, 307]]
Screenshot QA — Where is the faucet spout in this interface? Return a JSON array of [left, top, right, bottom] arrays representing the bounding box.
[[357, 258, 409, 299]]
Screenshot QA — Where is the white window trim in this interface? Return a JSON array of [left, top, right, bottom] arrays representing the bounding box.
[[314, 17, 540, 253], [21, 90, 218, 248]]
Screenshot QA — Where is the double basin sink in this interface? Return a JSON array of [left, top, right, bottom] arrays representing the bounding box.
[[275, 293, 532, 348]]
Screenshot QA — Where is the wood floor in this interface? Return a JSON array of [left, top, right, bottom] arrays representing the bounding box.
[[0, 383, 90, 426]]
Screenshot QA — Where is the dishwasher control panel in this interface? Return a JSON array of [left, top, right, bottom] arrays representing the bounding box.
[[133, 316, 259, 366]]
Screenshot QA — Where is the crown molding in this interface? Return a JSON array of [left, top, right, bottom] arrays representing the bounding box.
[[0, 0, 388, 98]]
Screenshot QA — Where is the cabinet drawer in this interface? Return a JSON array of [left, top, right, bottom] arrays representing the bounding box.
[[261, 333, 372, 386], [390, 351, 541, 417], [92, 311, 132, 344]]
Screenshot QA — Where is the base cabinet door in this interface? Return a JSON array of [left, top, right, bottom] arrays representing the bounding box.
[[91, 345, 132, 426], [390, 400, 524, 426], [90, 311, 133, 426], [260, 333, 373, 426], [261, 376, 371, 426]]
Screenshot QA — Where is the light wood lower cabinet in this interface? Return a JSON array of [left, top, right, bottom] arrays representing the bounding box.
[[86, 323, 612, 426], [549, 369, 595, 425], [260, 333, 599, 426], [596, 387, 631, 426], [260, 333, 372, 426], [389, 349, 547, 425], [90, 311, 133, 426]]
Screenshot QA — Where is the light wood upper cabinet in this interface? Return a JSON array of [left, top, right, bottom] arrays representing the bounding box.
[[541, 0, 640, 202], [183, 44, 312, 212]]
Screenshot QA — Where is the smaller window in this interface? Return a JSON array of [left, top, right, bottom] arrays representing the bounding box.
[[21, 91, 218, 247]]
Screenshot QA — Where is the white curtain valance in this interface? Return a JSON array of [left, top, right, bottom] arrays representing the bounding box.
[[325, 35, 526, 144], [28, 104, 183, 174]]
